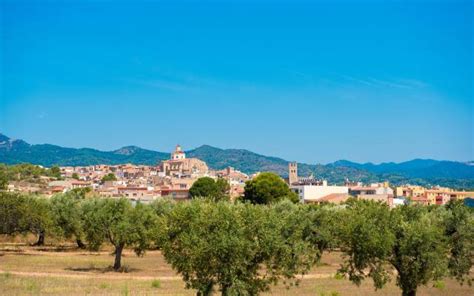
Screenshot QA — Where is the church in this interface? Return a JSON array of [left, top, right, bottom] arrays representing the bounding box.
[[159, 145, 209, 178]]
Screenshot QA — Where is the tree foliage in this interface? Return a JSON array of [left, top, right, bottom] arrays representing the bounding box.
[[50, 193, 86, 248], [339, 200, 473, 296], [389, 205, 448, 296], [0, 163, 49, 183], [81, 198, 158, 270], [0, 168, 8, 190], [0, 192, 54, 245], [189, 177, 230, 201], [442, 200, 474, 285], [27, 196, 55, 246], [303, 203, 343, 259], [101, 173, 117, 182], [338, 200, 395, 289], [48, 165, 62, 179], [0, 192, 30, 235], [159, 200, 317, 295], [1, 189, 472, 296], [242, 172, 299, 204]]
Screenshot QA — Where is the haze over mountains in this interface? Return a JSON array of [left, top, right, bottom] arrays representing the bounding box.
[[1, 133, 473, 188]]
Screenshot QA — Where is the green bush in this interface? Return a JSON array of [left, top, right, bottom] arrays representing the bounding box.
[[151, 279, 161, 288], [433, 280, 445, 290]]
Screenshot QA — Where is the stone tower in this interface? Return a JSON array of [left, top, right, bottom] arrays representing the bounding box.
[[171, 145, 186, 160], [288, 162, 298, 185]]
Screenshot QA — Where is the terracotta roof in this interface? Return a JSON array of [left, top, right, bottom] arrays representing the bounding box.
[[160, 189, 189, 192], [118, 187, 148, 191], [71, 181, 90, 185]]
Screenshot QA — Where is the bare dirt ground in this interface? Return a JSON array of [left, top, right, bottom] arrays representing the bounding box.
[[0, 239, 472, 295]]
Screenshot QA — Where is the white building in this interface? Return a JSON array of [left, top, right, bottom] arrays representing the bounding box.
[[291, 181, 349, 203]]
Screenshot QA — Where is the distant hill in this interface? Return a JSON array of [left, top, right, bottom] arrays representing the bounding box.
[[330, 159, 474, 180], [0, 134, 169, 166], [1, 133, 473, 188]]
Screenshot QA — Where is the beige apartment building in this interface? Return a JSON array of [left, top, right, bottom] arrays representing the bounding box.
[[396, 185, 474, 205]]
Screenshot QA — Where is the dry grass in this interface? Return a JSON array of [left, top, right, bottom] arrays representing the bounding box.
[[0, 240, 472, 295]]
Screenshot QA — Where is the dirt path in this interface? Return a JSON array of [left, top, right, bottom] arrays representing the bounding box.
[[0, 269, 335, 281], [0, 269, 181, 281]]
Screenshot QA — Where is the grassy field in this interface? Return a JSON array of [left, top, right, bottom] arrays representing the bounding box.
[[0, 239, 472, 295]]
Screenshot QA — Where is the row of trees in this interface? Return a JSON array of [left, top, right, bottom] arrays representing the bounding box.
[[0, 189, 472, 296], [0, 163, 62, 190], [189, 172, 299, 204]]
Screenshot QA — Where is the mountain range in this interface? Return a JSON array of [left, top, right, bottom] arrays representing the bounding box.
[[1, 133, 473, 188]]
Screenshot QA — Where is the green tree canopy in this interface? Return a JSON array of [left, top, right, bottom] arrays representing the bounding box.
[[189, 177, 229, 201], [101, 173, 117, 183], [301, 203, 343, 260], [0, 163, 49, 183], [50, 193, 86, 248], [150, 197, 176, 217], [27, 196, 55, 246], [48, 165, 62, 179], [338, 200, 395, 289], [0, 168, 8, 190], [242, 172, 298, 204], [442, 200, 474, 285], [0, 192, 30, 235], [159, 200, 317, 295], [339, 200, 473, 296], [0, 192, 55, 246], [81, 198, 158, 271]]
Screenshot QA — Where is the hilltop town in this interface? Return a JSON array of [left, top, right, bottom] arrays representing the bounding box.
[[4, 144, 473, 206]]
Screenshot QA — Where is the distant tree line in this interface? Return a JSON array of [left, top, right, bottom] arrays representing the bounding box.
[[0, 163, 63, 189], [0, 173, 473, 296]]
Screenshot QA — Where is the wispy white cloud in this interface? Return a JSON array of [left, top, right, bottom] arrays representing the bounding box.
[[124, 69, 233, 93], [341, 75, 428, 90], [341, 75, 376, 87]]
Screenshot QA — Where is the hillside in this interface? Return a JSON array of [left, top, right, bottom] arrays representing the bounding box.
[[0, 134, 169, 166], [1, 133, 473, 188], [330, 159, 474, 180]]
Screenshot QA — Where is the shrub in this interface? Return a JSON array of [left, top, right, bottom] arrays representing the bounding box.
[[151, 279, 161, 288]]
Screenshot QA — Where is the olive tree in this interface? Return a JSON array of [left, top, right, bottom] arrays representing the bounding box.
[[150, 197, 175, 217], [50, 193, 86, 248], [442, 200, 474, 285], [339, 200, 473, 296], [338, 200, 395, 289], [27, 196, 55, 246], [159, 200, 318, 295], [0, 167, 8, 190], [301, 203, 343, 260], [388, 205, 448, 296], [0, 192, 30, 235], [0, 192, 54, 245], [81, 198, 158, 271]]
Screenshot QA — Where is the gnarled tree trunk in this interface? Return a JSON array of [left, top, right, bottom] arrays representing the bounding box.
[[196, 282, 213, 296], [76, 239, 86, 249], [34, 230, 45, 246], [113, 244, 124, 271], [402, 289, 416, 296]]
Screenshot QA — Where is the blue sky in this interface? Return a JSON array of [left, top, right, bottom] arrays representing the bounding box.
[[1, 0, 472, 164]]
